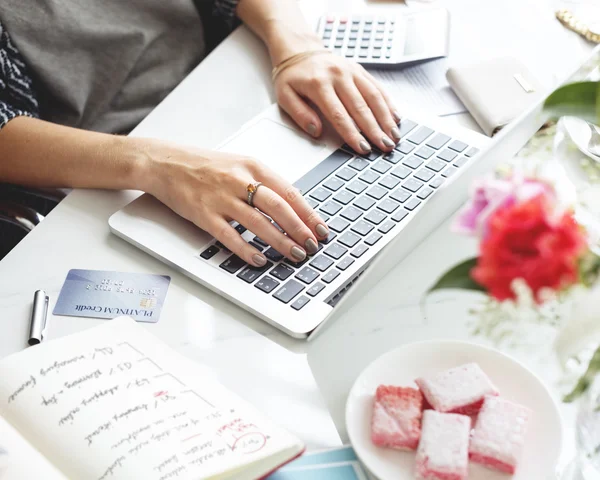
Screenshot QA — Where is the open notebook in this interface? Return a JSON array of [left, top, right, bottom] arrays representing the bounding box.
[[0, 317, 304, 479]]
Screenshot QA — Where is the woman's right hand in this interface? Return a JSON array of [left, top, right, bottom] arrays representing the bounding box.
[[136, 140, 330, 267]]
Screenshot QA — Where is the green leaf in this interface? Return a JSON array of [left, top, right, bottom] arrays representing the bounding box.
[[564, 344, 600, 403], [427, 258, 485, 294], [543, 81, 600, 125]]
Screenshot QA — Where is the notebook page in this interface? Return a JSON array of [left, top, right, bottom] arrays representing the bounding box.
[[0, 317, 302, 480]]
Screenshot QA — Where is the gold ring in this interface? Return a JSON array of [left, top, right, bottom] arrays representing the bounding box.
[[246, 182, 262, 207]]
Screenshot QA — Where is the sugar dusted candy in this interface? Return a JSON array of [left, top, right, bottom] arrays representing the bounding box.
[[371, 385, 423, 450], [415, 362, 499, 415], [415, 410, 470, 480], [469, 395, 530, 474]]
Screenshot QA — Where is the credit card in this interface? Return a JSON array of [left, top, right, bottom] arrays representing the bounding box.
[[53, 269, 171, 323]]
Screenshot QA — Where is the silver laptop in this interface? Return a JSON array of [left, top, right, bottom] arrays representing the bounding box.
[[109, 101, 546, 339]]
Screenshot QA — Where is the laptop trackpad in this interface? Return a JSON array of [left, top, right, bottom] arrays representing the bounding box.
[[218, 118, 329, 184]]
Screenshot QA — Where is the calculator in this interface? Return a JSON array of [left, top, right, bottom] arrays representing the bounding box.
[[317, 8, 450, 68]]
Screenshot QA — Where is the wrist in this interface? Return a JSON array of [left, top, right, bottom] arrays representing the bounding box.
[[265, 21, 323, 66], [122, 137, 167, 194]]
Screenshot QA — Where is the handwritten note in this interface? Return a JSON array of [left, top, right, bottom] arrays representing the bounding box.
[[0, 318, 300, 480]]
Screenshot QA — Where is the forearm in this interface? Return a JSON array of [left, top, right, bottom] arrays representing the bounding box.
[[236, 0, 322, 66], [0, 116, 148, 190]]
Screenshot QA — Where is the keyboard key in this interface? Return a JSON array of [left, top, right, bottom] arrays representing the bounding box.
[[322, 269, 341, 284], [270, 263, 295, 280], [264, 247, 284, 262], [415, 168, 435, 183], [455, 157, 469, 167], [339, 231, 361, 248], [392, 208, 409, 222], [296, 266, 320, 284], [253, 237, 269, 248], [372, 160, 392, 174], [391, 165, 411, 179], [417, 187, 434, 200], [291, 295, 310, 311], [200, 245, 219, 260], [321, 231, 337, 245], [430, 177, 445, 189], [351, 244, 369, 258], [320, 200, 343, 216], [354, 195, 376, 211], [396, 141, 415, 155], [273, 279, 304, 304], [359, 170, 380, 184], [437, 149, 458, 162], [234, 224, 247, 234], [351, 219, 375, 236], [359, 148, 382, 161], [398, 119, 418, 137], [341, 206, 363, 222], [255, 275, 280, 293], [426, 158, 446, 172], [366, 185, 388, 200], [323, 176, 345, 191], [294, 149, 352, 194], [378, 220, 396, 234], [307, 282, 325, 297], [337, 256, 355, 271], [249, 241, 265, 251], [383, 151, 403, 164], [306, 197, 319, 209], [324, 243, 348, 260], [404, 197, 422, 211], [328, 216, 350, 233], [219, 255, 246, 274], [378, 198, 400, 214], [336, 167, 357, 181], [237, 261, 273, 283], [390, 188, 411, 203], [442, 166, 459, 178], [465, 147, 479, 157], [448, 140, 468, 152], [310, 254, 334, 272], [415, 146, 436, 160], [349, 157, 370, 171], [333, 190, 356, 205], [379, 175, 401, 190], [407, 126, 434, 144], [320, 214, 331, 223], [347, 180, 368, 194], [403, 178, 424, 192], [365, 209, 387, 225], [365, 232, 383, 246], [310, 186, 332, 202], [272, 221, 285, 233], [426, 133, 451, 150], [402, 156, 423, 169]]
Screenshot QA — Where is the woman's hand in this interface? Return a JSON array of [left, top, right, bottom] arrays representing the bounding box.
[[138, 140, 329, 267], [274, 52, 402, 155]]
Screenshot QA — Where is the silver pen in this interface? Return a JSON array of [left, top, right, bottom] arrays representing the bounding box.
[[28, 290, 49, 346]]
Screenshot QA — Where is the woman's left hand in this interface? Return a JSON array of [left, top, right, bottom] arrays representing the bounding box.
[[273, 51, 402, 155]]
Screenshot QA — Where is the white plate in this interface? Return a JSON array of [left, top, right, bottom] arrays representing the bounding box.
[[346, 340, 563, 480]]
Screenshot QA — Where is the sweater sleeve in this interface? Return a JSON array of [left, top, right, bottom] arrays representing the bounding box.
[[212, 0, 242, 29]]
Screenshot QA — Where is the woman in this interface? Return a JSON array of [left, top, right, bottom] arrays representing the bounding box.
[[0, 0, 401, 266]]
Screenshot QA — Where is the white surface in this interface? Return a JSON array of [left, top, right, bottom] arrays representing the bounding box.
[[345, 341, 562, 480], [0, 0, 594, 473]]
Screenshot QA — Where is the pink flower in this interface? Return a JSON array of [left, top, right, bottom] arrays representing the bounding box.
[[452, 176, 556, 238]]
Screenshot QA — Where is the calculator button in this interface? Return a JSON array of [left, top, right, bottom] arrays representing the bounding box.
[[200, 245, 219, 260], [385, 51, 392, 59], [361, 41, 370, 49], [335, 40, 344, 48], [349, 32, 358, 39], [345, 50, 355, 58], [376, 25, 385, 33], [273, 280, 304, 304], [348, 40, 357, 48], [291, 295, 310, 311], [372, 51, 382, 59], [337, 256, 355, 271], [295, 266, 320, 284], [359, 50, 369, 58], [270, 264, 294, 281], [322, 269, 341, 284], [255, 276, 280, 293], [363, 25, 373, 32], [374, 41, 384, 49], [336, 32, 345, 40], [307, 282, 325, 297], [375, 33, 384, 41], [323, 31, 332, 40], [339, 16, 348, 24]]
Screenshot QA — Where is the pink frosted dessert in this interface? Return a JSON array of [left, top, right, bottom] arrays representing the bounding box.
[[415, 410, 471, 480], [469, 395, 530, 474], [371, 385, 423, 450], [415, 363, 499, 415]]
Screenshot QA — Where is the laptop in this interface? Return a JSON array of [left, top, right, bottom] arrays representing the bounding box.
[[109, 99, 547, 339]]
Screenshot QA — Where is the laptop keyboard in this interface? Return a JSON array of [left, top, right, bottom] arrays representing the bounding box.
[[198, 119, 479, 311]]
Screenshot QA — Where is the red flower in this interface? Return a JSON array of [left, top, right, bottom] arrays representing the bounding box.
[[471, 194, 586, 303]]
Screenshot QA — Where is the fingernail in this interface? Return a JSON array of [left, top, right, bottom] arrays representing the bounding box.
[[253, 254, 267, 267], [305, 238, 319, 255], [359, 140, 371, 153], [307, 123, 317, 137], [291, 246, 307, 261], [391, 127, 401, 142], [316, 224, 329, 238], [382, 136, 395, 148], [393, 110, 402, 123]]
